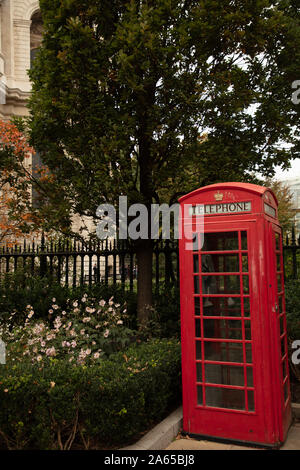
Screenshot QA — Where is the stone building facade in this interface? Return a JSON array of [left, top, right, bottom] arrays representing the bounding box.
[[0, 0, 42, 120]]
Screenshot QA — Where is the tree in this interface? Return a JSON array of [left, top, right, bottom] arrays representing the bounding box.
[[265, 179, 296, 233], [0, 120, 40, 245], [28, 0, 300, 325]]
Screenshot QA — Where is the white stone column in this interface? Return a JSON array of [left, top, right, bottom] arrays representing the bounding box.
[[0, 1, 2, 52], [13, 18, 31, 82], [0, 4, 4, 74], [0, 2, 6, 105], [1, 0, 14, 80]]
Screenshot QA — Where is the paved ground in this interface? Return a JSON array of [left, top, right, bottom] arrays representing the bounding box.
[[122, 405, 300, 451], [166, 422, 300, 450]]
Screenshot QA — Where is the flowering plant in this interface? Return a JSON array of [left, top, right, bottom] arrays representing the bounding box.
[[0, 294, 135, 365]]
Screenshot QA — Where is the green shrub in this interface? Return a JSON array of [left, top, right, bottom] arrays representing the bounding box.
[[0, 269, 138, 327], [0, 339, 181, 450], [78, 283, 138, 329], [0, 270, 71, 325], [0, 268, 181, 338], [1, 293, 134, 365], [285, 279, 300, 341], [284, 252, 300, 281], [284, 280, 300, 383], [153, 287, 180, 338]]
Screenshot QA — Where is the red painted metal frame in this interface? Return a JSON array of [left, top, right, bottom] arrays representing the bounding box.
[[267, 224, 292, 442], [179, 183, 292, 447]]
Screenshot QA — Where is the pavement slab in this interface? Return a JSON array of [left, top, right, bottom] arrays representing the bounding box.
[[166, 439, 233, 451], [166, 424, 300, 451], [121, 404, 300, 451], [280, 424, 300, 450]]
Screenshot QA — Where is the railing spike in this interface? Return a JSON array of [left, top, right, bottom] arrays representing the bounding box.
[[292, 225, 296, 245]]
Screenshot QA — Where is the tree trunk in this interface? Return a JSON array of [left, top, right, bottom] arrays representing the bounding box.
[[136, 89, 155, 327], [136, 238, 153, 327]]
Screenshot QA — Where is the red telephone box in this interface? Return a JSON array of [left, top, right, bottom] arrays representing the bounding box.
[[179, 183, 292, 448]]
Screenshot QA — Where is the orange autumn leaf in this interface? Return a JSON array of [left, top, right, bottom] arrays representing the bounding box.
[[0, 119, 44, 245]]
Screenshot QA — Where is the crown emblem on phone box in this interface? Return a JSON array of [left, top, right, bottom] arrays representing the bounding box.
[[214, 191, 224, 201]]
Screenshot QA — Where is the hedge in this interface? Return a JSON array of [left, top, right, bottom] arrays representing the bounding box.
[[285, 279, 300, 342], [0, 339, 181, 450]]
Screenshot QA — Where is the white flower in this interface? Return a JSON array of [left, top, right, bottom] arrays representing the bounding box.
[[93, 352, 100, 359], [33, 324, 45, 335], [46, 333, 56, 341], [79, 348, 86, 358], [37, 355, 43, 362], [86, 306, 95, 313], [85, 349, 91, 356], [73, 301, 78, 308], [28, 310, 34, 319], [99, 300, 106, 307], [54, 317, 62, 330], [46, 347, 56, 357], [52, 298, 56, 302], [103, 329, 110, 338], [117, 320, 123, 325], [52, 305, 59, 310], [82, 317, 91, 323]]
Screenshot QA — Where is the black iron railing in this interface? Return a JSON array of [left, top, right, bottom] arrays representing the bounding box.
[[0, 227, 299, 291], [283, 226, 300, 280], [0, 235, 179, 292]]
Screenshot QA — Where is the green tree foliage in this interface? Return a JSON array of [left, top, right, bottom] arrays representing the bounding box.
[[28, 0, 300, 323], [265, 179, 296, 232]]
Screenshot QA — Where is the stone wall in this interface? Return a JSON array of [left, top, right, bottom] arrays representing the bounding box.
[[0, 0, 41, 120]]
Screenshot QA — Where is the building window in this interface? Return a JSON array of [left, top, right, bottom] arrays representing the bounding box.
[[30, 11, 43, 64]]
